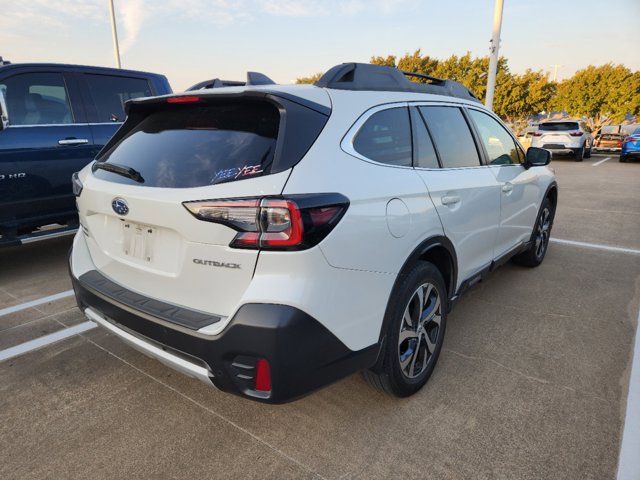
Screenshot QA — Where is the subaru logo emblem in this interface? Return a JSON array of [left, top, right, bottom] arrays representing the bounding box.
[[112, 198, 129, 216]]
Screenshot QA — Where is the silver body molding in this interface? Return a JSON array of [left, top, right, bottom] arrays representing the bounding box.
[[84, 307, 215, 386]]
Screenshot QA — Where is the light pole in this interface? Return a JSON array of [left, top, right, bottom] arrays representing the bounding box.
[[550, 64, 563, 82], [109, 0, 122, 68], [485, 0, 504, 110]]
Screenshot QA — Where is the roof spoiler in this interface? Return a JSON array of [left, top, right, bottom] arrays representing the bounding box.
[[314, 62, 480, 102]]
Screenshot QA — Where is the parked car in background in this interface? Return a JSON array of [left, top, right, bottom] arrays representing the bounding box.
[[621, 128, 640, 163], [517, 129, 537, 151], [69, 62, 557, 404], [0, 62, 172, 247], [530, 120, 593, 161], [593, 133, 623, 153]]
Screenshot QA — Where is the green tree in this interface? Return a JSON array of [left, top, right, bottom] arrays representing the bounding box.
[[370, 55, 397, 68], [396, 50, 440, 81], [295, 72, 323, 84], [431, 52, 502, 102], [493, 69, 556, 121], [552, 64, 640, 123]]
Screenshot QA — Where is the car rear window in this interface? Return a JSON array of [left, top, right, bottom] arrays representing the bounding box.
[[539, 122, 579, 131], [94, 101, 279, 188]]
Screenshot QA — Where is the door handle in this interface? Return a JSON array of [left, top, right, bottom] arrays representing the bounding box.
[[441, 195, 461, 206], [58, 138, 89, 146], [501, 183, 513, 194]]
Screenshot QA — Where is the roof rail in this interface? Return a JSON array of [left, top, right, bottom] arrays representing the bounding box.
[[314, 62, 480, 103]]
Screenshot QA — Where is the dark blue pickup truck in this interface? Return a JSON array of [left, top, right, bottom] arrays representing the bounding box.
[[0, 61, 172, 246]]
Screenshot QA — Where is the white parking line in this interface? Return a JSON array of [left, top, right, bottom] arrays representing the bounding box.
[[0, 290, 74, 317], [592, 157, 611, 166], [0, 321, 96, 362], [617, 309, 640, 480], [550, 238, 640, 255]]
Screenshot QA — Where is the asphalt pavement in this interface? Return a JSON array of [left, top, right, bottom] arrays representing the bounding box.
[[1, 153, 639, 480]]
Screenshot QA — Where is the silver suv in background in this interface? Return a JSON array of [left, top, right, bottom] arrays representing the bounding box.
[[531, 120, 593, 161]]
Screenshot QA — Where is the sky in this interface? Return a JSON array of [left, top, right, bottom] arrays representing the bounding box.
[[1, 0, 639, 92]]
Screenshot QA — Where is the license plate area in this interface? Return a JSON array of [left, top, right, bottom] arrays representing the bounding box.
[[121, 221, 154, 262]]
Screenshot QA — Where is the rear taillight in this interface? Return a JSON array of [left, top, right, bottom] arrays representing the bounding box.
[[624, 137, 636, 143], [569, 131, 584, 137], [532, 132, 543, 137], [183, 194, 349, 250]]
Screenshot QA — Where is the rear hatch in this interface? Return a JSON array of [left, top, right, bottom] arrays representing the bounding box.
[[77, 90, 330, 320], [537, 121, 581, 147]]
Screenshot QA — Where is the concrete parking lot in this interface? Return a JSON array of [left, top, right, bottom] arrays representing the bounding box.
[[1, 153, 639, 480]]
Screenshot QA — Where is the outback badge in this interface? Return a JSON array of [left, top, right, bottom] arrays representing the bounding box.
[[112, 198, 129, 216]]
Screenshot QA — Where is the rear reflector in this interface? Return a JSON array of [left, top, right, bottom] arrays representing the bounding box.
[[167, 96, 201, 104], [255, 359, 271, 392]]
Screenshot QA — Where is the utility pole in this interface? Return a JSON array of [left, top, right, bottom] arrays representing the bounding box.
[[550, 64, 563, 82], [109, 0, 122, 68], [485, 0, 504, 110]]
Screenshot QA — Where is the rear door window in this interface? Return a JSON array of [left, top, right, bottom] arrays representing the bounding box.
[[1, 72, 73, 125], [95, 101, 279, 188], [84, 74, 152, 123], [353, 107, 412, 167], [419, 106, 480, 168]]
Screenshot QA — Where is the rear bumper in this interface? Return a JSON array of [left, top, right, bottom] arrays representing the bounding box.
[[70, 267, 379, 404]]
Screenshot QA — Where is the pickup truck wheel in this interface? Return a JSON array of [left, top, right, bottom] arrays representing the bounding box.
[[513, 198, 554, 268], [574, 147, 584, 161], [363, 262, 447, 397]]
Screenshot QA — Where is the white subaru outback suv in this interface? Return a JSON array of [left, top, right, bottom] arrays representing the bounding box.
[[69, 63, 557, 403]]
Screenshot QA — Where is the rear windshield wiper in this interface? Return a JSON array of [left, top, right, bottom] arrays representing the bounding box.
[[92, 162, 145, 183]]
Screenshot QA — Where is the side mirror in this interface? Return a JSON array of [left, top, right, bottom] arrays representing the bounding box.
[[524, 147, 551, 168], [0, 90, 8, 131]]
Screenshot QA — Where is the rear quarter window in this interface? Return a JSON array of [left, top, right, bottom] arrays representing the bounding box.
[[353, 107, 412, 167]]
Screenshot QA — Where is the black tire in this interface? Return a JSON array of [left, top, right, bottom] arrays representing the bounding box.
[[574, 147, 584, 161], [363, 261, 447, 397], [619, 155, 627, 163], [512, 197, 554, 268], [585, 147, 592, 158]]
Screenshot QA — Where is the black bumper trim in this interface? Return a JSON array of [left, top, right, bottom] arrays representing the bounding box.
[[72, 270, 380, 403], [79, 270, 221, 330]]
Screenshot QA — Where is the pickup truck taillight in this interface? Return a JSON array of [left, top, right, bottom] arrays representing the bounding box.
[[183, 194, 349, 251]]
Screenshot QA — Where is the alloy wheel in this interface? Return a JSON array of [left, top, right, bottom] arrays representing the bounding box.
[[397, 283, 442, 379], [535, 207, 551, 260]]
